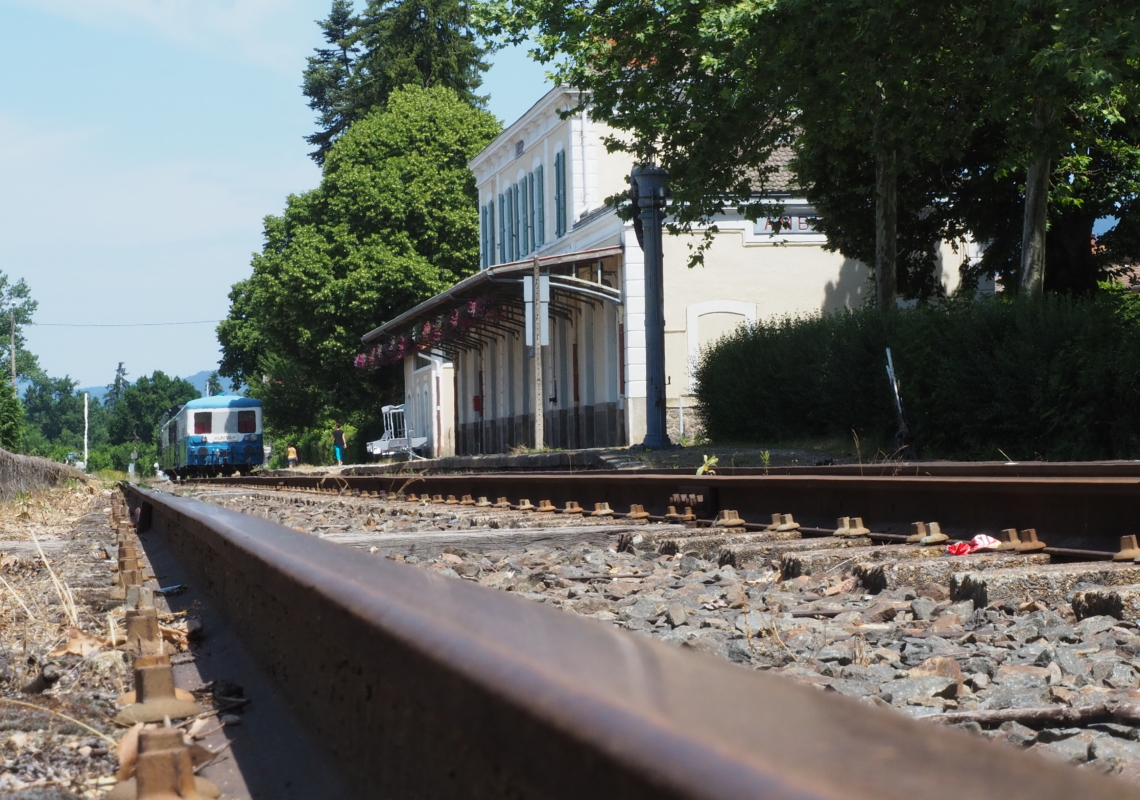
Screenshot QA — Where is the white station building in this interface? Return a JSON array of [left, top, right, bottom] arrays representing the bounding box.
[[359, 87, 966, 458]]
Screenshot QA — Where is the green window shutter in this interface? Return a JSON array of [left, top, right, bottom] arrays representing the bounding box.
[[515, 183, 522, 258], [536, 165, 545, 247], [480, 205, 488, 269], [520, 176, 529, 257], [554, 153, 562, 237], [507, 185, 513, 260], [555, 151, 567, 237], [488, 201, 496, 266], [527, 172, 536, 253], [498, 194, 506, 263], [505, 188, 512, 262], [511, 184, 520, 260]]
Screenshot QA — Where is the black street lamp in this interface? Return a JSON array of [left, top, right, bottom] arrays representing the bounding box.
[[631, 164, 671, 449]]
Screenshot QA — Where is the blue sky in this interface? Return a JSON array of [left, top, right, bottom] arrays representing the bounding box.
[[2, 0, 550, 388]]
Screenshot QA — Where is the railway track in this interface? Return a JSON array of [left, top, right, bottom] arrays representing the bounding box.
[[194, 469, 1140, 548], [97, 468, 1140, 798]]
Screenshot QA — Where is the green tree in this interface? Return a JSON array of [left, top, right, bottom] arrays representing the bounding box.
[[105, 362, 129, 410], [219, 85, 500, 433], [0, 271, 42, 386], [495, 0, 1140, 302], [206, 371, 223, 396], [108, 371, 200, 446], [303, 0, 492, 164], [23, 374, 85, 445], [945, 102, 1140, 294], [303, 0, 361, 163], [959, 2, 1140, 296], [773, 0, 981, 307], [0, 390, 23, 451], [22, 374, 108, 456]]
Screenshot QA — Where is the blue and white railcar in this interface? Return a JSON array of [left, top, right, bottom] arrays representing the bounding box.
[[159, 396, 264, 477]]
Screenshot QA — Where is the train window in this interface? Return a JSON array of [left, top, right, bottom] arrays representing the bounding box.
[[237, 410, 256, 433], [194, 412, 212, 434]]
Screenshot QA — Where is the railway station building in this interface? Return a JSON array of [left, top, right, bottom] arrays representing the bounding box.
[[358, 87, 967, 458]]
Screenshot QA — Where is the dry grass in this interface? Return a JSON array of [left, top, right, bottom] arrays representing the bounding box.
[[0, 483, 126, 796], [0, 483, 104, 656], [31, 527, 79, 627], [0, 482, 97, 542]]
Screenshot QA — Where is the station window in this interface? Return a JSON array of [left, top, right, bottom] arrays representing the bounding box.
[[554, 150, 567, 237], [194, 412, 212, 434], [237, 410, 256, 433]]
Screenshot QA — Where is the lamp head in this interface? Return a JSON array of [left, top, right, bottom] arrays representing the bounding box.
[[631, 165, 668, 208]]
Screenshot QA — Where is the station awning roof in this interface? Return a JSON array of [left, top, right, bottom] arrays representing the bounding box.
[[360, 246, 623, 345]]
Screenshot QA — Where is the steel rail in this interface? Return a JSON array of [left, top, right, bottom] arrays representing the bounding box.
[[333, 457, 1140, 478], [194, 472, 1140, 549], [123, 484, 1136, 800], [642, 461, 1140, 478]]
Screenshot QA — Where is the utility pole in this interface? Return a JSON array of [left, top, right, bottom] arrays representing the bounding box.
[[83, 393, 89, 471], [9, 311, 15, 395], [532, 257, 544, 450]]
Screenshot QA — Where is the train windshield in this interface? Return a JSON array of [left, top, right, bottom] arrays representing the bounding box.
[[194, 412, 212, 434], [238, 410, 256, 433]]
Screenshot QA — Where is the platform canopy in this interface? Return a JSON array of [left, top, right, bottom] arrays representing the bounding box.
[[357, 246, 623, 368]]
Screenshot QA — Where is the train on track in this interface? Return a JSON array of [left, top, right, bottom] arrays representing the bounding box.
[[159, 396, 264, 477]]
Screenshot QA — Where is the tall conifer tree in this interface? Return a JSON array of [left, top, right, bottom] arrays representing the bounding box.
[[303, 0, 490, 164], [303, 0, 360, 163]]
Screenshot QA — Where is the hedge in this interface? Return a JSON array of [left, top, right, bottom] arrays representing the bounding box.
[[692, 290, 1140, 460]]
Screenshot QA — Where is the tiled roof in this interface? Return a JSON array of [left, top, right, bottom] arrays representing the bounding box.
[[743, 145, 799, 194]]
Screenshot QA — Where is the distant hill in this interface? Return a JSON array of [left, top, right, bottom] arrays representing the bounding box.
[[76, 384, 106, 402], [183, 370, 219, 396]]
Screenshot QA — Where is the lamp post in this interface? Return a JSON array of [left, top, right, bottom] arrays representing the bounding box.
[[631, 164, 671, 449]]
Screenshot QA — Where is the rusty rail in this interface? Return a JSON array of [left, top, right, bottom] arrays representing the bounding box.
[[643, 461, 1140, 478], [331, 456, 1140, 478], [192, 472, 1140, 549], [122, 483, 1137, 800]]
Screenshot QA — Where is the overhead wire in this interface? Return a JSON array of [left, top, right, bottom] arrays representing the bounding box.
[[30, 320, 222, 328]]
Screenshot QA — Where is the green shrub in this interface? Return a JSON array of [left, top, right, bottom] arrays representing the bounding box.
[[0, 391, 22, 451], [289, 422, 361, 466], [86, 442, 158, 476], [693, 290, 1140, 460]]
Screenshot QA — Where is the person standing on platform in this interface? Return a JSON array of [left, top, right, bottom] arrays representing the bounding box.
[[332, 423, 347, 466], [287, 444, 298, 468]]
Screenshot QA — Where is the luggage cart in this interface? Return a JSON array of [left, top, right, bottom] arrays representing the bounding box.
[[366, 404, 429, 460]]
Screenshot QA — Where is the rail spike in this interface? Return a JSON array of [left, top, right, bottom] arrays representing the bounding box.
[[919, 522, 948, 546], [104, 727, 221, 800], [715, 510, 745, 528], [114, 661, 202, 724]]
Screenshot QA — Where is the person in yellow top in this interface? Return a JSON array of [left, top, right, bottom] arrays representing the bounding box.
[[287, 444, 298, 468]]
